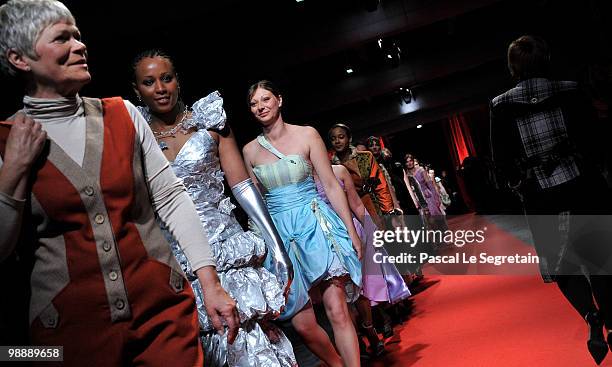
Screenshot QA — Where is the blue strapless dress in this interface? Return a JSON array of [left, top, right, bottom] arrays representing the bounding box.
[[253, 135, 362, 320]]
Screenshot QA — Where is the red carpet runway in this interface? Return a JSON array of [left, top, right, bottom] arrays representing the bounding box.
[[366, 214, 612, 366]]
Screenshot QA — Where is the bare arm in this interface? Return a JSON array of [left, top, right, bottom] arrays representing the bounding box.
[[307, 127, 362, 259], [216, 128, 250, 186], [334, 165, 366, 224], [403, 170, 420, 209], [242, 141, 266, 194]]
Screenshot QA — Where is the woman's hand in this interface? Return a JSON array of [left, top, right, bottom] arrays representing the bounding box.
[[0, 113, 47, 201], [196, 267, 240, 344], [202, 282, 239, 343], [350, 231, 363, 260], [3, 113, 46, 174]]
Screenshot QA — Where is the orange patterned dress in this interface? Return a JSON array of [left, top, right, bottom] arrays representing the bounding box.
[[331, 147, 394, 227]]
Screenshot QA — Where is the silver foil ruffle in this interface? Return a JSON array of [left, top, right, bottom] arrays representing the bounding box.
[[191, 266, 285, 332], [210, 230, 267, 272], [203, 321, 297, 367], [186, 90, 227, 131]]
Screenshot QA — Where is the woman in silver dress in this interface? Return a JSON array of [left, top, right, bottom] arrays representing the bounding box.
[[131, 50, 296, 367]]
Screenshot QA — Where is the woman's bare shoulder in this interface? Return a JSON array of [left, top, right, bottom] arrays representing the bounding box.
[[332, 164, 349, 176], [288, 124, 319, 136], [242, 139, 260, 157]]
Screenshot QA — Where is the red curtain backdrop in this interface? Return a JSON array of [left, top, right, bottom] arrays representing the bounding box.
[[448, 113, 476, 165], [446, 113, 477, 211]]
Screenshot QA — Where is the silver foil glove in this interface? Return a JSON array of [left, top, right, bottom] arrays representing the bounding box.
[[231, 178, 293, 297]]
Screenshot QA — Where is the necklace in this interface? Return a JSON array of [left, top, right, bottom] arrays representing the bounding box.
[[151, 106, 190, 140]]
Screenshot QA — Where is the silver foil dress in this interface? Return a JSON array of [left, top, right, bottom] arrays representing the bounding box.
[[140, 92, 296, 367]]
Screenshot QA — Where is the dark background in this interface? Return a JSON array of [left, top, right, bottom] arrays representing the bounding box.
[[0, 0, 610, 183]]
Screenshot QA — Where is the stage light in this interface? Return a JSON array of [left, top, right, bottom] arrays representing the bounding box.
[[346, 67, 354, 74], [399, 88, 413, 104], [417, 124, 423, 129], [378, 38, 401, 68], [399, 88, 419, 113]]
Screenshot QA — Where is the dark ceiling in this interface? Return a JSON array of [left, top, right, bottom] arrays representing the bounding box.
[[1, 0, 610, 146]]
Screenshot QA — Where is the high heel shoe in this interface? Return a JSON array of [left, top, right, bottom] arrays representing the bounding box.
[[585, 311, 608, 365]]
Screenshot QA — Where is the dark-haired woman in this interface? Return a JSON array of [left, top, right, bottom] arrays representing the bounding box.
[[328, 124, 395, 228], [329, 126, 410, 338], [132, 52, 296, 366]]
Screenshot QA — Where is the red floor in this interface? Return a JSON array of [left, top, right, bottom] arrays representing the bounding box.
[[366, 214, 612, 366]]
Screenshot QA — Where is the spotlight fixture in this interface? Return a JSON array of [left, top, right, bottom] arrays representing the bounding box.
[[378, 38, 401, 68], [343, 50, 357, 76], [416, 124, 423, 129], [399, 88, 413, 104]]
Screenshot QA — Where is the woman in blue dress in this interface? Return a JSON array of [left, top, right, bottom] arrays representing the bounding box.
[[243, 80, 363, 367]]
